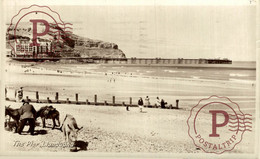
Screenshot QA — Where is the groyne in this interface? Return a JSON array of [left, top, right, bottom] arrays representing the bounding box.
[[5, 91, 180, 109]]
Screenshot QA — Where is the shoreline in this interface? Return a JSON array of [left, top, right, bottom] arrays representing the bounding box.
[[6, 61, 256, 84], [4, 61, 256, 109]]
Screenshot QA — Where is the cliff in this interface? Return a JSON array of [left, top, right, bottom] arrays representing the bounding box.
[[6, 22, 126, 58]]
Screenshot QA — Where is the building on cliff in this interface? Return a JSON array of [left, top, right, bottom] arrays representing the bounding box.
[[12, 39, 58, 58]]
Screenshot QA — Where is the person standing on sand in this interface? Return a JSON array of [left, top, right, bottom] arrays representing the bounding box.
[[17, 99, 36, 135], [145, 96, 150, 107], [138, 97, 144, 112], [5, 88, 7, 98], [156, 97, 161, 108]]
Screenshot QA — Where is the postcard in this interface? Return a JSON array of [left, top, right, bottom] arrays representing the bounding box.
[[0, 0, 259, 158]]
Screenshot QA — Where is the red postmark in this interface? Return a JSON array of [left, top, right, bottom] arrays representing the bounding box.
[[7, 5, 73, 58], [187, 95, 252, 154]]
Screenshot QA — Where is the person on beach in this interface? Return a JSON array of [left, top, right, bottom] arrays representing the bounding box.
[[5, 88, 7, 98], [156, 97, 161, 108], [138, 97, 144, 112], [145, 96, 150, 107], [17, 99, 36, 135], [16, 87, 23, 102], [161, 99, 167, 109]]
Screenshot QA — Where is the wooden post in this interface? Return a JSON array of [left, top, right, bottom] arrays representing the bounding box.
[[75, 93, 79, 104], [36, 91, 39, 103], [55, 92, 59, 102], [130, 97, 132, 106], [176, 100, 179, 109], [94, 94, 97, 105], [112, 96, 115, 106]]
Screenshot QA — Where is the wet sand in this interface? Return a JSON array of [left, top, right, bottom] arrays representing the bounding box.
[[4, 62, 256, 107]]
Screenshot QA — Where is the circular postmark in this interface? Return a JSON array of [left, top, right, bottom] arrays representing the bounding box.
[[7, 5, 73, 58], [187, 95, 252, 154]]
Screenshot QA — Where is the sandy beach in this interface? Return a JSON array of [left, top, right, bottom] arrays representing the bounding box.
[[3, 101, 255, 153], [3, 61, 256, 153]]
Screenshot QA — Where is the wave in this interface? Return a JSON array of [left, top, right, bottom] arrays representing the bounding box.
[[191, 76, 200, 79], [229, 78, 255, 84], [230, 73, 249, 77], [164, 70, 184, 73]]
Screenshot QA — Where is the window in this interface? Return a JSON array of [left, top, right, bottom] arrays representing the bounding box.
[[21, 45, 24, 52], [25, 45, 29, 51], [42, 46, 46, 52], [16, 45, 21, 51]]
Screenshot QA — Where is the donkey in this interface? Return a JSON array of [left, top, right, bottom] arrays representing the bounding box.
[[60, 114, 83, 144], [36, 105, 60, 129], [5, 106, 20, 133]]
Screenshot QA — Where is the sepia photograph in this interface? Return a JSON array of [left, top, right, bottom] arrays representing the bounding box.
[[0, 0, 259, 158]]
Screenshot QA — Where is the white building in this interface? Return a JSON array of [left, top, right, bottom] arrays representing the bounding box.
[[14, 39, 52, 57]]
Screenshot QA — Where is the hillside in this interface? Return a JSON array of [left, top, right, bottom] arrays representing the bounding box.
[[6, 22, 126, 58]]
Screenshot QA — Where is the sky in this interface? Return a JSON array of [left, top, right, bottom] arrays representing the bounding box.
[[4, 0, 257, 61]]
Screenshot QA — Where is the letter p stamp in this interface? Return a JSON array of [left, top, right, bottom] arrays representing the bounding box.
[[7, 5, 73, 58], [187, 95, 253, 154]]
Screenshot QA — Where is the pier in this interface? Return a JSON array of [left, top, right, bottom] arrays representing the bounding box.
[[11, 56, 232, 64]]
